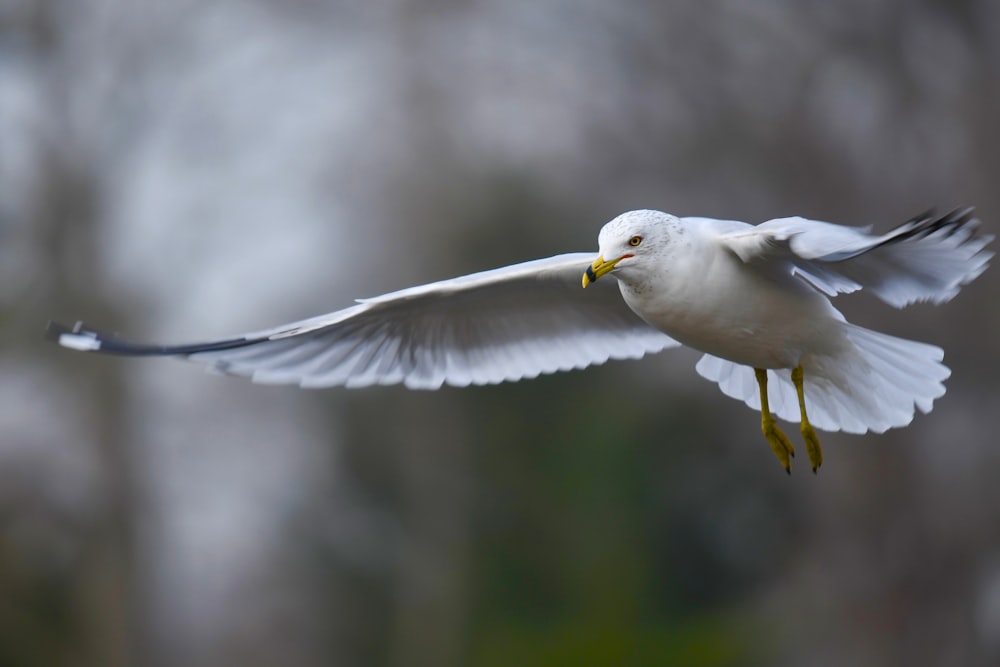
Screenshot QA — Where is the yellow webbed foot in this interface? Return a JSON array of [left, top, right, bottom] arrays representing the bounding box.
[[800, 422, 823, 473], [762, 418, 796, 475]]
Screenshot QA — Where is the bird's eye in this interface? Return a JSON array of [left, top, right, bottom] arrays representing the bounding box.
[[628, 235, 643, 247]]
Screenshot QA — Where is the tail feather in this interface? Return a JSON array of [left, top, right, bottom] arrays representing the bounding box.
[[695, 324, 949, 434]]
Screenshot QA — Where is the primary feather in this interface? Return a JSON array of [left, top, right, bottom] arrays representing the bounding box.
[[718, 208, 993, 307]]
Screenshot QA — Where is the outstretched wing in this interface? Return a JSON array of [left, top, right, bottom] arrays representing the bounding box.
[[50, 253, 679, 389], [716, 208, 993, 307]]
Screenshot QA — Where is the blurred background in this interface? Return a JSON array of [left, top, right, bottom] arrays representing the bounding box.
[[2, 1, 999, 665]]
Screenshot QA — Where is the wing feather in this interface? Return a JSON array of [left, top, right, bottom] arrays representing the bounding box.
[[717, 208, 993, 307], [49, 253, 679, 389]]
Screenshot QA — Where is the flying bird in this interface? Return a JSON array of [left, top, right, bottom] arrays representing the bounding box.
[[49, 208, 992, 473]]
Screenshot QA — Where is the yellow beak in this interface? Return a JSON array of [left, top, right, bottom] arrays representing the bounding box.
[[582, 254, 628, 288]]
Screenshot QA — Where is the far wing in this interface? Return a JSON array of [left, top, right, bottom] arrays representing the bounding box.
[[717, 208, 993, 307], [50, 253, 679, 389]]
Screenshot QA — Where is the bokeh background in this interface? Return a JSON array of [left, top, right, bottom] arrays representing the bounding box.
[[2, 1, 999, 665]]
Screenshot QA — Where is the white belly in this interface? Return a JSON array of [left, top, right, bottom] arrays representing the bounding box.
[[620, 256, 846, 369]]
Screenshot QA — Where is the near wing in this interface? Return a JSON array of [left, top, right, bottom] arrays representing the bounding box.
[[49, 253, 679, 389], [717, 208, 993, 308]]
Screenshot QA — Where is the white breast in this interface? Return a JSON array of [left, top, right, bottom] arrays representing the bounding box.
[[618, 246, 845, 369]]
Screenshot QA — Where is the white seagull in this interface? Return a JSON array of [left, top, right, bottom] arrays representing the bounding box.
[[50, 208, 992, 473]]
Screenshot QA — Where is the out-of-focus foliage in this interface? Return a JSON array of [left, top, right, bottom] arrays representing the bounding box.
[[1, 1, 998, 666]]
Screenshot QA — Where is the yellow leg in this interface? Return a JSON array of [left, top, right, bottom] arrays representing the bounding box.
[[754, 368, 795, 474], [792, 365, 823, 473]]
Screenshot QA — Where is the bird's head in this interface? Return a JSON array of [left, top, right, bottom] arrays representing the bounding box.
[[582, 210, 679, 288]]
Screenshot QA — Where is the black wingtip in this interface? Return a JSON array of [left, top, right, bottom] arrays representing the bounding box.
[[45, 320, 259, 357], [873, 207, 980, 251], [906, 206, 977, 238]]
